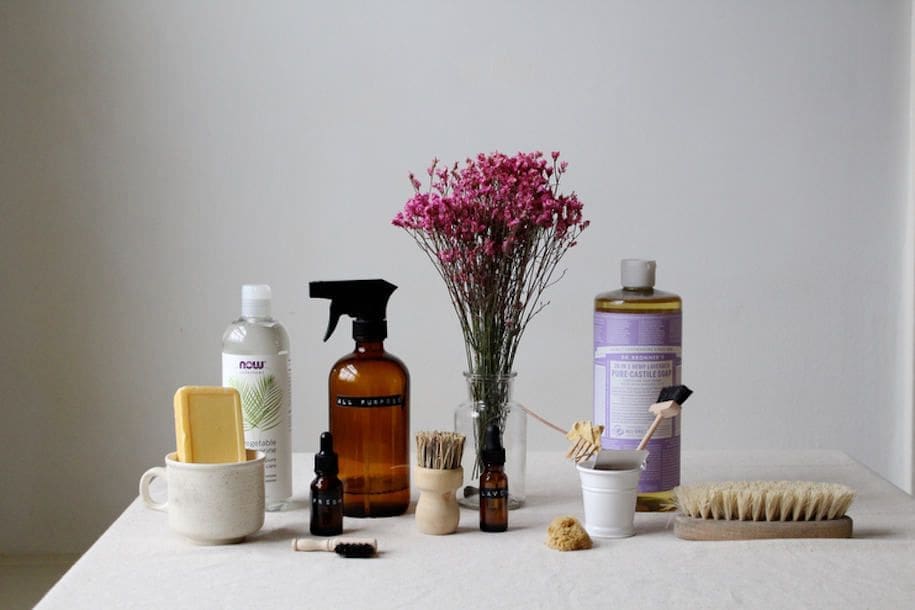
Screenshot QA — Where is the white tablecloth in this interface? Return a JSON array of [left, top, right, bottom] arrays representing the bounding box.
[[37, 451, 915, 609]]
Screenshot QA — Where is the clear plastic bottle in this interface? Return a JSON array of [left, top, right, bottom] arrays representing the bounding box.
[[594, 260, 682, 512], [222, 284, 292, 511]]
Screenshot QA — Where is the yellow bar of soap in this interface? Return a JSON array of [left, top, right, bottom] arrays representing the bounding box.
[[173, 386, 246, 463]]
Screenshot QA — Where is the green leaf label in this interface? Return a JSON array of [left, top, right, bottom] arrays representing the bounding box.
[[227, 374, 284, 431]]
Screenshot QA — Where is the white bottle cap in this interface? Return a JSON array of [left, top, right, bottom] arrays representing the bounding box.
[[241, 284, 272, 318], [620, 259, 656, 288]]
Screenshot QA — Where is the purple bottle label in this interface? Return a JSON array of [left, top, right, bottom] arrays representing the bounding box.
[[593, 311, 682, 492]]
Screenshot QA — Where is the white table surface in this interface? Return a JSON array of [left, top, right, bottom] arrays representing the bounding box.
[[37, 450, 915, 609]]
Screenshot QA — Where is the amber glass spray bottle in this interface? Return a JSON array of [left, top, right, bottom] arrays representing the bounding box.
[[479, 424, 508, 532], [309, 279, 410, 518]]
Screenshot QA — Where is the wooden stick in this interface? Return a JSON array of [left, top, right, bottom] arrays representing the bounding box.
[[637, 400, 682, 450], [519, 403, 567, 435], [637, 414, 663, 451]]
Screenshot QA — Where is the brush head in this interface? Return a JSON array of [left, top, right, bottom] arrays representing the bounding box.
[[657, 385, 692, 405], [564, 420, 603, 463], [675, 481, 855, 522], [648, 400, 681, 418], [334, 543, 376, 558], [415, 431, 465, 469]]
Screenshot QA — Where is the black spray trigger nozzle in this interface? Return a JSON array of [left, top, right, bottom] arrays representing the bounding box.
[[322, 301, 345, 342], [309, 279, 397, 342]]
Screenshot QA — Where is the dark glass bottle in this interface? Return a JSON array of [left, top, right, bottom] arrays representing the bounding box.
[[329, 340, 410, 517], [310, 432, 343, 536], [479, 424, 508, 532], [310, 279, 410, 518]]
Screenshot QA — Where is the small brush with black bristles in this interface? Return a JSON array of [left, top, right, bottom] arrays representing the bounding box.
[[292, 537, 378, 558], [334, 542, 376, 558], [637, 385, 692, 451], [657, 385, 692, 405]]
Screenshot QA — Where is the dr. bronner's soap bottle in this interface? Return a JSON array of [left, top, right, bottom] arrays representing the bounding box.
[[309, 279, 410, 518], [222, 284, 292, 511], [594, 260, 682, 511]]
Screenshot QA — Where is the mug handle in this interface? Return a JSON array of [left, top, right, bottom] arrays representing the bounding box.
[[139, 467, 167, 511]]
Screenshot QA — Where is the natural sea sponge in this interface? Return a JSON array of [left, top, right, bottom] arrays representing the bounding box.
[[546, 516, 592, 551]]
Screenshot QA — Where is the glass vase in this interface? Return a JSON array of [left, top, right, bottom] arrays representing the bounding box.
[[454, 372, 527, 509]]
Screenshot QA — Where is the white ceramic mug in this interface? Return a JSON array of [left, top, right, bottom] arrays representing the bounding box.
[[576, 449, 649, 539], [139, 449, 265, 544]]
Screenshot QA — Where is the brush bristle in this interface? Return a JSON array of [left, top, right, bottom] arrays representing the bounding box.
[[658, 385, 692, 405], [675, 481, 855, 521], [416, 431, 465, 469], [334, 543, 376, 558]]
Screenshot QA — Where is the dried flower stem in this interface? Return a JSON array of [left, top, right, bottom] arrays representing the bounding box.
[[394, 151, 589, 474]]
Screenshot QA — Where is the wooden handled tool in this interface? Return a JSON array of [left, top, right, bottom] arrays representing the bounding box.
[[636, 385, 692, 451], [637, 400, 681, 450], [518, 404, 603, 463]]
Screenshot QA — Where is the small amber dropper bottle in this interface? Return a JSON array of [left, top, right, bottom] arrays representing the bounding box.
[[479, 424, 508, 532], [310, 432, 343, 536]]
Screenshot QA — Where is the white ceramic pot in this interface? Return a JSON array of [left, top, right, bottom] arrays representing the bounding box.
[[139, 449, 265, 545], [576, 450, 648, 539]]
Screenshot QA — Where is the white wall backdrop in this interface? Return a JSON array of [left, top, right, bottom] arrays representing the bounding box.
[[1, 1, 911, 553]]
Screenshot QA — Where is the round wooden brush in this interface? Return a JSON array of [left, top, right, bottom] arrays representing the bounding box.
[[414, 431, 465, 535], [674, 481, 855, 540]]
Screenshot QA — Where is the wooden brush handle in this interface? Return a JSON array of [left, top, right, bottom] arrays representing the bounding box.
[[519, 403, 567, 435], [637, 414, 663, 450], [674, 515, 853, 540]]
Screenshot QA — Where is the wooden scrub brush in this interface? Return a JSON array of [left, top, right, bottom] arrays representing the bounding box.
[[414, 431, 465, 535], [518, 405, 603, 463], [565, 420, 604, 462], [673, 481, 855, 540]]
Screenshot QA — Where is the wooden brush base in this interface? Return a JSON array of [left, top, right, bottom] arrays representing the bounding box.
[[674, 515, 853, 540]]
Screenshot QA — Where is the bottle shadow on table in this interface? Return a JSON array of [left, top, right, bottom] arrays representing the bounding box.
[[848, 526, 897, 539], [247, 526, 305, 543]]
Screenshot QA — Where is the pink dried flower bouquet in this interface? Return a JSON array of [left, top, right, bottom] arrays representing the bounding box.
[[393, 150, 589, 396]]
